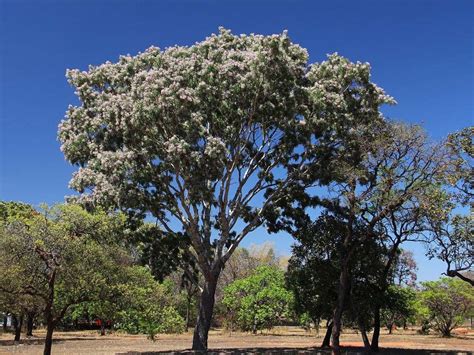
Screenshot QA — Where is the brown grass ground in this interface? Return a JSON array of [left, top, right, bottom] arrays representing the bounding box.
[[0, 327, 473, 355]]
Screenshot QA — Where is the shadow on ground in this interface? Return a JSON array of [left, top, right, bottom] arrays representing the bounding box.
[[118, 348, 472, 355], [0, 336, 93, 346]]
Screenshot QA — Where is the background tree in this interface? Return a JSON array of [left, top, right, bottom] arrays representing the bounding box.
[[278, 120, 445, 353], [318, 122, 443, 353], [422, 126, 473, 286], [420, 278, 474, 336], [380, 285, 416, 334], [222, 266, 293, 333], [0, 201, 40, 340], [112, 266, 185, 340], [391, 250, 418, 287], [444, 126, 473, 203], [286, 214, 342, 347], [286, 212, 396, 349], [0, 204, 127, 355], [422, 187, 473, 286]]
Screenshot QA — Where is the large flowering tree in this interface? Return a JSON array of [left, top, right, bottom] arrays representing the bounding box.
[[59, 28, 392, 350]]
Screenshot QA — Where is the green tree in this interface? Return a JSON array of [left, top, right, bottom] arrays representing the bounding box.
[[422, 187, 473, 286], [113, 266, 185, 340], [381, 285, 416, 334], [0, 204, 126, 355], [286, 213, 391, 348], [0, 201, 39, 340], [222, 266, 293, 333], [420, 278, 474, 336], [286, 214, 342, 347], [445, 126, 473, 203], [278, 121, 445, 353]]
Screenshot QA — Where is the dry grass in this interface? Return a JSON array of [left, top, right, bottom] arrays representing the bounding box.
[[0, 327, 473, 355]]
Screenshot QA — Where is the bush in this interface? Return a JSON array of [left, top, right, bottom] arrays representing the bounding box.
[[222, 266, 293, 333]]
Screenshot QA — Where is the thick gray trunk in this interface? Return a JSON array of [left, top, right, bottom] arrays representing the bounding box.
[[192, 272, 219, 351]]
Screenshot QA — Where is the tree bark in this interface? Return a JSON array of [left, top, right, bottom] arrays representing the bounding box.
[[359, 321, 371, 351], [185, 295, 191, 332], [43, 319, 55, 355], [331, 258, 350, 355], [13, 314, 23, 342], [192, 271, 219, 351], [371, 306, 380, 352], [321, 321, 333, 348], [26, 313, 34, 337]]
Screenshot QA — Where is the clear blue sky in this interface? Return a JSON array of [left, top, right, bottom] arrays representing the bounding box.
[[0, 0, 472, 281]]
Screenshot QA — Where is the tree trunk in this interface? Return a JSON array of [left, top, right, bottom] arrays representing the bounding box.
[[321, 321, 333, 348], [185, 296, 191, 332], [13, 314, 23, 342], [359, 322, 371, 351], [371, 306, 380, 352], [100, 320, 106, 336], [3, 313, 7, 331], [388, 323, 393, 334], [26, 313, 34, 337], [331, 259, 350, 355], [43, 319, 55, 355], [252, 316, 258, 334], [192, 273, 219, 351]]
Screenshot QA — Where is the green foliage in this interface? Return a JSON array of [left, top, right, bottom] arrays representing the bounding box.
[[381, 286, 417, 333], [113, 266, 185, 337], [297, 312, 312, 331], [286, 214, 342, 324], [222, 266, 293, 333], [445, 126, 473, 202], [419, 277, 474, 336], [0, 201, 37, 230], [286, 213, 388, 330], [0, 204, 124, 317]]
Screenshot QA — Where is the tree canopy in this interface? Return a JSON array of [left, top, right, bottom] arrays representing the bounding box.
[[58, 28, 394, 351]]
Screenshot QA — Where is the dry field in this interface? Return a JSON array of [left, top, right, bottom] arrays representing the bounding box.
[[0, 327, 473, 355]]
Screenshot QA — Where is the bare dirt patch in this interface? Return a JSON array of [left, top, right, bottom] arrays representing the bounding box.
[[0, 327, 472, 355]]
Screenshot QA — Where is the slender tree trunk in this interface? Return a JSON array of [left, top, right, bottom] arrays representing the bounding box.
[[100, 320, 106, 336], [331, 258, 350, 355], [13, 314, 23, 342], [43, 319, 55, 355], [185, 295, 191, 332], [192, 272, 219, 351], [359, 321, 371, 351], [388, 323, 393, 334], [321, 321, 333, 348], [26, 313, 34, 337], [252, 316, 258, 334], [43, 268, 57, 355], [2, 313, 7, 331], [314, 318, 320, 336], [371, 306, 381, 352]]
